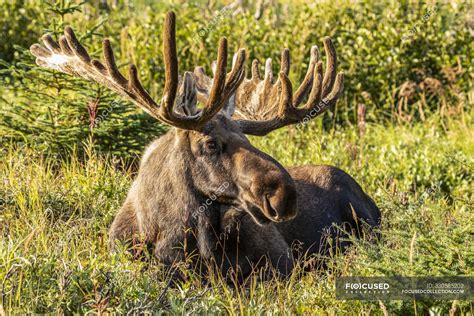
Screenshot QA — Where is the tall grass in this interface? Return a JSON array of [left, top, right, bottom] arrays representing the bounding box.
[[1, 0, 472, 314], [1, 116, 472, 314]]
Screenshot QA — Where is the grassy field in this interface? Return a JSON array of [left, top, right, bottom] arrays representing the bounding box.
[[1, 115, 473, 314], [1, 0, 473, 314]]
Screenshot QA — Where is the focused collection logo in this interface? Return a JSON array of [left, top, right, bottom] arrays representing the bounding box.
[[336, 276, 472, 300], [344, 282, 390, 294]]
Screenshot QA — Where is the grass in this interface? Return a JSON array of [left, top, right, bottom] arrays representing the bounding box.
[[1, 113, 472, 314], [1, 0, 472, 313]]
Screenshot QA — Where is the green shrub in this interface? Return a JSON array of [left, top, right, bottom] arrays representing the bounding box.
[[0, 0, 471, 158]]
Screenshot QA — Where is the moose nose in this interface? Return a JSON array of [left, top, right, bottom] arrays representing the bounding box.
[[256, 171, 298, 222]]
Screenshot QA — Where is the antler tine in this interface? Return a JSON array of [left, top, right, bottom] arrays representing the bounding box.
[[277, 70, 293, 117], [58, 36, 74, 56], [64, 27, 91, 63], [42, 34, 61, 54], [202, 38, 228, 117], [102, 39, 127, 85], [230, 36, 344, 136], [293, 45, 319, 106], [193, 66, 212, 104], [280, 48, 290, 76], [264, 58, 273, 82], [321, 37, 337, 97], [201, 44, 248, 122], [30, 43, 51, 59], [302, 61, 323, 111], [324, 72, 344, 105], [223, 49, 247, 99], [31, 11, 240, 131], [175, 71, 198, 116], [251, 59, 262, 81], [221, 49, 247, 116], [158, 11, 181, 123], [128, 64, 159, 110]]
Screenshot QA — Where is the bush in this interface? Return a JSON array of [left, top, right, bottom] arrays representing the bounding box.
[[0, 0, 472, 158]]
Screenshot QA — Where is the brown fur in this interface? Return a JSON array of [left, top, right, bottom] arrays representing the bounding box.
[[216, 206, 293, 281], [109, 115, 380, 277], [278, 165, 381, 258], [109, 114, 297, 275]]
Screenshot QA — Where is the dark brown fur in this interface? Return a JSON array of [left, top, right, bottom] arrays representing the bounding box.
[[216, 206, 293, 281], [109, 115, 380, 278], [279, 165, 380, 259], [109, 114, 297, 274]]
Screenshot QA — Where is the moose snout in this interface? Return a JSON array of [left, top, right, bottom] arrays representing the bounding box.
[[253, 170, 298, 222]]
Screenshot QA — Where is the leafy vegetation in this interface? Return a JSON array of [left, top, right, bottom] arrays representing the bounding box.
[[1, 0, 472, 156], [0, 0, 472, 314]]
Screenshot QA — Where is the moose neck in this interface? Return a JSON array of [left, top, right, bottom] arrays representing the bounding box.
[[139, 130, 201, 218], [138, 129, 224, 231]]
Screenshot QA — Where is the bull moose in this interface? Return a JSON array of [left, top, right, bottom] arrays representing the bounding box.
[[30, 11, 380, 279]]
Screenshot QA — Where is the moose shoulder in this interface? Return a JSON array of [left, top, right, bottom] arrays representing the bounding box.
[[30, 11, 380, 279]]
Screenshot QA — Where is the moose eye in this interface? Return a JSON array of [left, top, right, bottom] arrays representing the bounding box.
[[204, 140, 219, 154]]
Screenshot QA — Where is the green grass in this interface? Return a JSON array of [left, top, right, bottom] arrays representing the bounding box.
[[1, 115, 472, 314], [1, 0, 473, 314]]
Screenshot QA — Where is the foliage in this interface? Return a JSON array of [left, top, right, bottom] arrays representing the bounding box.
[[0, 0, 167, 159], [0, 0, 472, 157], [0, 0, 473, 314], [0, 0, 46, 62]]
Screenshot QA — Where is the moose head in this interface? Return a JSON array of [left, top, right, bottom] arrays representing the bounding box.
[[30, 12, 343, 228]]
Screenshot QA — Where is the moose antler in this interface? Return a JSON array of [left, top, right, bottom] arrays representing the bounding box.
[[30, 12, 246, 131], [193, 51, 247, 117], [193, 38, 344, 136]]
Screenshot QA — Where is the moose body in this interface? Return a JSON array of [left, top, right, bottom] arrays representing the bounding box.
[[276, 165, 380, 257], [108, 116, 380, 277], [31, 11, 380, 279]]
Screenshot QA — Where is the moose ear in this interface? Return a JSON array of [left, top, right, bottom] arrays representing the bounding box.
[[175, 71, 198, 116], [221, 94, 236, 117]]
